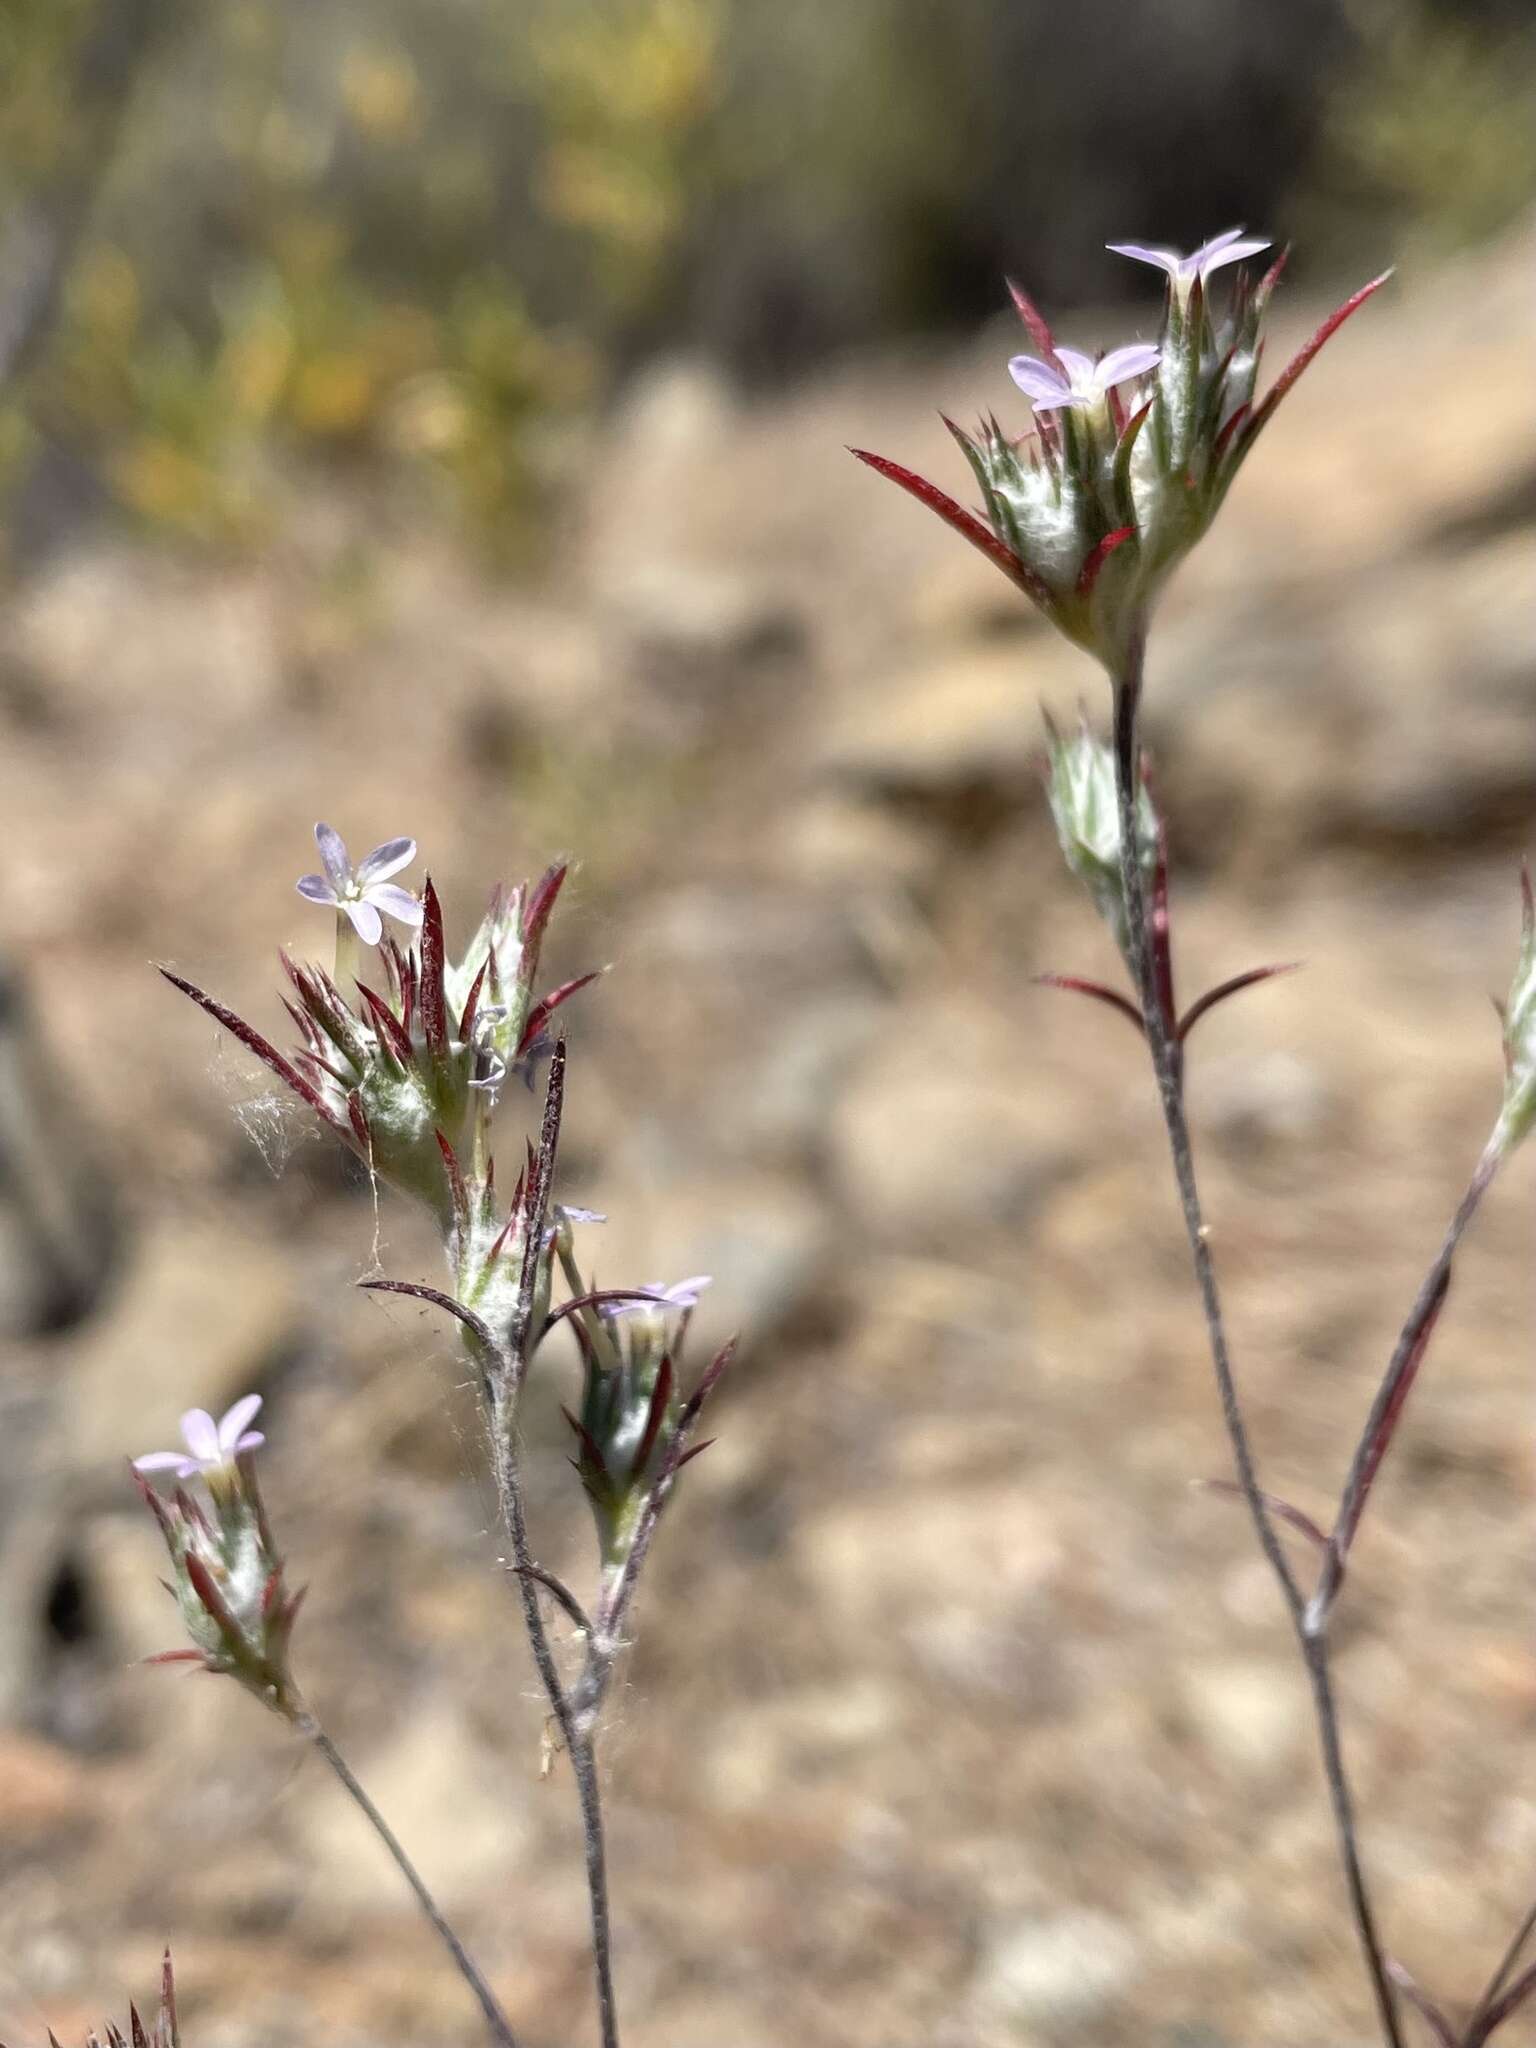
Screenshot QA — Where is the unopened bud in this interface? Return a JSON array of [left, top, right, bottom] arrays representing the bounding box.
[[1044, 717, 1158, 967]]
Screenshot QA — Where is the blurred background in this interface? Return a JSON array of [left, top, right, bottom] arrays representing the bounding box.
[[1, 1, 1534, 2042]]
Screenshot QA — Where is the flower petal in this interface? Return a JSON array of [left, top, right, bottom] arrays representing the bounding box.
[[356, 837, 417, 885], [363, 882, 423, 928], [1106, 241, 1183, 278], [179, 1409, 220, 1464], [218, 1394, 263, 1452], [314, 823, 351, 889], [558, 1206, 607, 1225], [1052, 345, 1097, 389], [132, 1451, 191, 1472], [1095, 343, 1161, 390], [1197, 234, 1270, 280], [344, 898, 384, 946], [232, 1430, 265, 1457], [1008, 354, 1073, 407], [296, 873, 339, 905]]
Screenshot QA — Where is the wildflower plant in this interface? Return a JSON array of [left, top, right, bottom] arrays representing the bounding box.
[[858, 233, 1536, 2046], [134, 830, 736, 2048], [0, 1950, 181, 2048]]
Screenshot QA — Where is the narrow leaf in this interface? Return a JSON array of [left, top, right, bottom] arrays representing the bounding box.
[[435, 1129, 470, 1238], [1076, 524, 1136, 600], [633, 1354, 675, 1479], [358, 1278, 496, 1355], [160, 970, 343, 1131], [522, 861, 569, 951], [849, 448, 1054, 611], [519, 972, 601, 1055], [1242, 270, 1393, 452], [1196, 1478, 1329, 1551], [418, 878, 449, 1057], [1005, 276, 1060, 363], [1034, 973, 1147, 1037], [1178, 962, 1302, 1042]]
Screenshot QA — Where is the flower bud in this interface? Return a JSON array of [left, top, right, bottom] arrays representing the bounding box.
[[1497, 866, 1536, 1155], [133, 1412, 304, 1721], [1045, 716, 1159, 968], [566, 1279, 712, 1573]]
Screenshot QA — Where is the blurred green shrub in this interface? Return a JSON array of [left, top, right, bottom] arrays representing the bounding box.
[[0, 0, 1529, 557], [1304, 0, 1536, 262], [0, 0, 719, 552]]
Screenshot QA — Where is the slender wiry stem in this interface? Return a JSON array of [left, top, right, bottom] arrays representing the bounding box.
[[1472, 1891, 1536, 2035], [295, 1706, 522, 2048], [489, 1395, 620, 2048], [485, 1042, 622, 2048], [1109, 640, 1404, 2048]]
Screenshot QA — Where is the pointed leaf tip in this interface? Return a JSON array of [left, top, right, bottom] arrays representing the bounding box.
[[1004, 276, 1059, 362], [851, 448, 1054, 612], [1243, 268, 1392, 450]]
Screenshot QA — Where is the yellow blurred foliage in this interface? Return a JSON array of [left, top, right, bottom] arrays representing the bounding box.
[[341, 44, 423, 143]]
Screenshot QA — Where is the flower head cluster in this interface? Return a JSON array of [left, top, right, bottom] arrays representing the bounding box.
[[547, 1230, 721, 1574], [164, 859, 593, 1240], [133, 1401, 304, 1719], [854, 230, 1389, 675]]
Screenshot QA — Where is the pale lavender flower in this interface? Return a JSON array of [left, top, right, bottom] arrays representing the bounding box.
[[602, 1276, 713, 1320], [296, 823, 423, 946], [1008, 342, 1161, 414], [1106, 226, 1271, 289], [134, 1395, 265, 1478]]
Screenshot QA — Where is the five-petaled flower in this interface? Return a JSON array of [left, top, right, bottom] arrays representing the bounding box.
[[602, 1275, 713, 1320], [1009, 342, 1161, 414], [1107, 226, 1271, 292], [296, 823, 423, 945], [134, 1395, 265, 1478]]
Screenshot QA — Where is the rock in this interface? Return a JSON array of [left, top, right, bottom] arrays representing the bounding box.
[[1153, 532, 1536, 863], [603, 562, 804, 690], [797, 1483, 1064, 1636], [704, 1678, 901, 1814], [774, 792, 947, 893], [1181, 1657, 1305, 1775], [828, 996, 1085, 1240], [810, 645, 1077, 823], [726, 993, 883, 1162], [0, 960, 122, 1338], [57, 1217, 305, 1478], [0, 1730, 95, 1843], [971, 1909, 1139, 2025], [292, 1699, 535, 1921], [575, 1169, 831, 1350], [1187, 1050, 1334, 1156], [5, 547, 283, 727]]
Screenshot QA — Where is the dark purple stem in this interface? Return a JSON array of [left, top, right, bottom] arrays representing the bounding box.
[[1308, 1142, 1501, 1629], [481, 1043, 621, 2048], [1468, 1896, 1536, 2043], [1110, 646, 1404, 2048]]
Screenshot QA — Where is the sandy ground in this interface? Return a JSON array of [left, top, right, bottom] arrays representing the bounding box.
[[1, 225, 1535, 2047]]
